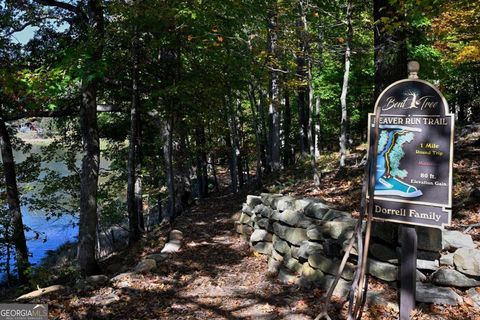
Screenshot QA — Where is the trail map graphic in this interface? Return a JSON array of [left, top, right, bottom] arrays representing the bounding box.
[[375, 125, 422, 198]]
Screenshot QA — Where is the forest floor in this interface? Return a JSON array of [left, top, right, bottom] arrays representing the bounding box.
[[9, 125, 480, 319], [42, 183, 479, 320]]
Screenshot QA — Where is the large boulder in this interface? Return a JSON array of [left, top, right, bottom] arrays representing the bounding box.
[[307, 225, 323, 241], [367, 258, 398, 282], [246, 195, 263, 207], [321, 220, 357, 240], [466, 288, 480, 309], [134, 259, 157, 273], [307, 219, 357, 241], [272, 236, 291, 255], [86, 275, 110, 286], [308, 253, 355, 280], [296, 241, 324, 260], [416, 259, 439, 271], [145, 253, 168, 263], [161, 239, 181, 253], [416, 282, 463, 305], [254, 218, 272, 232], [301, 262, 325, 283], [453, 248, 480, 276], [369, 242, 397, 264], [284, 256, 304, 274], [261, 193, 283, 207], [439, 252, 455, 266], [272, 248, 285, 262], [260, 207, 275, 219], [271, 209, 305, 226], [241, 203, 254, 216], [236, 224, 254, 240], [252, 204, 274, 219], [431, 268, 480, 287], [417, 250, 440, 261], [304, 203, 330, 220], [169, 229, 183, 241], [250, 229, 273, 243], [252, 242, 273, 255], [251, 204, 265, 215], [442, 230, 475, 251], [294, 199, 318, 212], [239, 212, 251, 224], [415, 226, 442, 252], [274, 196, 296, 211], [273, 222, 308, 246], [371, 222, 398, 244]]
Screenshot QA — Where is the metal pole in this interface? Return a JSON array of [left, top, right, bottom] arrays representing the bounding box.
[[399, 225, 417, 319]]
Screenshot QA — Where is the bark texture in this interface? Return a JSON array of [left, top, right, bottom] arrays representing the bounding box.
[[339, 0, 353, 168], [77, 0, 104, 275], [267, 2, 281, 171], [127, 31, 143, 244], [0, 118, 29, 283]]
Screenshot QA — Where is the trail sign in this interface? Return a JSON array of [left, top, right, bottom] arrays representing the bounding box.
[[368, 75, 454, 228]]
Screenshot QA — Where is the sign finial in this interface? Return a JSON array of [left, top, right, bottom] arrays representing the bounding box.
[[408, 61, 420, 79]]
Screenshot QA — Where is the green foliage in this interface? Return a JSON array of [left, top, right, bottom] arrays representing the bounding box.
[[0, 0, 478, 286]]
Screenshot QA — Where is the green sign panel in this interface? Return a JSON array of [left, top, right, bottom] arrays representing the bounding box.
[[368, 79, 454, 228]]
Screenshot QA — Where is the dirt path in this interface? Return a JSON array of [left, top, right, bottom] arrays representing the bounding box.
[[45, 190, 333, 320], [32, 184, 478, 319]]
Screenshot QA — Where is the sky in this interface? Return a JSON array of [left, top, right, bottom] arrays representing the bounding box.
[[11, 22, 70, 45], [11, 26, 39, 45]]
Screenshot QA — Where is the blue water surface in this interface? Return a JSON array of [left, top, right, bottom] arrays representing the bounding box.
[[0, 207, 78, 282]]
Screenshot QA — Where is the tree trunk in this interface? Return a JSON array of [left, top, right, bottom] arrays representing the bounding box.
[[248, 85, 263, 187], [226, 129, 238, 193], [267, 3, 281, 171], [210, 155, 219, 192], [0, 118, 29, 283], [77, 0, 104, 276], [195, 126, 208, 198], [374, 0, 407, 100], [283, 90, 293, 167], [297, 62, 308, 156], [161, 116, 175, 222], [235, 99, 244, 188], [258, 89, 269, 172], [174, 131, 191, 214], [157, 190, 162, 225], [127, 27, 143, 244], [313, 96, 322, 186], [78, 79, 101, 276], [315, 19, 325, 159], [339, 0, 353, 168], [297, 0, 311, 157], [307, 52, 314, 156]]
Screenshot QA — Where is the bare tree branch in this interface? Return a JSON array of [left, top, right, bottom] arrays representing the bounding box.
[[33, 0, 85, 20], [2, 104, 120, 122]]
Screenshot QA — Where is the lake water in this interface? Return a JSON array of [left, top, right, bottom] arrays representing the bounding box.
[[1, 138, 109, 281]]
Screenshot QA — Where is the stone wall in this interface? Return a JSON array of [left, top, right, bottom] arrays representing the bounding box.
[[235, 193, 480, 306], [97, 210, 163, 259]]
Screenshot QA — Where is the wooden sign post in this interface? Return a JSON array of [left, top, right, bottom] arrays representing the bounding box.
[[368, 61, 454, 319]]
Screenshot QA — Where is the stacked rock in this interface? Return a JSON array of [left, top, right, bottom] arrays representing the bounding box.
[[235, 193, 480, 306]]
